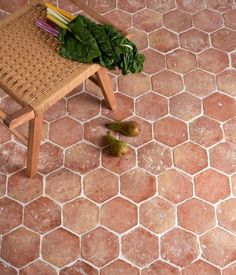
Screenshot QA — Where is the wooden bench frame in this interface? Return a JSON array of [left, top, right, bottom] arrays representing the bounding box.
[[0, 0, 130, 178]]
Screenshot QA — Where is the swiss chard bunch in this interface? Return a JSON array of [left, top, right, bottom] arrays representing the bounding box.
[[36, 2, 144, 75]]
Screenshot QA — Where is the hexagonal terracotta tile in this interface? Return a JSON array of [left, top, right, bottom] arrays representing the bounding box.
[[0, 96, 21, 114], [163, 9, 192, 32], [24, 197, 61, 234], [152, 70, 183, 97], [0, 0, 27, 12], [121, 117, 152, 147], [102, 147, 136, 175], [60, 260, 98, 275], [8, 170, 43, 203], [19, 260, 57, 275], [58, 0, 80, 13], [104, 10, 131, 30], [210, 142, 236, 174], [138, 142, 172, 175], [120, 168, 156, 203], [170, 92, 201, 121], [0, 124, 11, 145], [182, 260, 221, 275], [200, 227, 236, 267], [217, 70, 236, 96], [174, 142, 208, 175], [142, 260, 181, 275], [189, 116, 223, 147], [121, 227, 159, 267], [150, 29, 179, 53], [44, 99, 66, 122], [195, 169, 230, 203], [176, 0, 205, 13], [184, 69, 216, 97], [88, 0, 115, 13], [82, 227, 119, 267], [193, 9, 223, 32], [161, 228, 199, 267], [0, 197, 22, 234], [68, 93, 100, 122], [224, 9, 236, 30], [0, 142, 26, 174], [118, 73, 150, 98], [206, 0, 234, 12], [101, 259, 139, 275], [84, 168, 118, 203], [212, 28, 236, 52], [84, 117, 112, 147], [133, 9, 162, 32], [38, 142, 63, 174], [180, 29, 209, 53], [101, 197, 137, 233], [42, 228, 80, 267], [65, 142, 100, 174], [217, 199, 236, 234], [159, 169, 193, 204], [64, 198, 98, 234], [167, 49, 197, 74], [1, 227, 40, 267], [0, 173, 6, 197], [136, 92, 168, 121], [101, 93, 134, 121], [198, 49, 229, 74], [49, 117, 82, 147], [142, 49, 165, 75], [178, 198, 216, 234], [118, 0, 145, 13], [224, 117, 236, 143], [0, 261, 16, 275], [46, 168, 81, 203], [140, 196, 176, 233], [99, 185, 125, 215], [126, 28, 148, 50], [147, 0, 176, 13], [203, 92, 236, 121], [154, 117, 188, 147], [223, 263, 236, 275]]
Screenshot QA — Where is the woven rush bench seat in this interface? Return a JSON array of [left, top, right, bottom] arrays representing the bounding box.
[[0, 0, 119, 177]]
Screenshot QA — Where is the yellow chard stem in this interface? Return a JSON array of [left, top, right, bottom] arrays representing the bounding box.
[[44, 1, 75, 21], [46, 14, 68, 29]]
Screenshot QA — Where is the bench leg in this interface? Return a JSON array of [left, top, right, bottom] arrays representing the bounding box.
[[26, 113, 43, 178], [95, 68, 117, 110]]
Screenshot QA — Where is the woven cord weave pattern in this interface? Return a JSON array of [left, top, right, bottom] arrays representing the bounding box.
[[0, 2, 89, 114]]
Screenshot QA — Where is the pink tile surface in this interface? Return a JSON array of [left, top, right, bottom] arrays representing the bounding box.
[[0, 0, 236, 273]]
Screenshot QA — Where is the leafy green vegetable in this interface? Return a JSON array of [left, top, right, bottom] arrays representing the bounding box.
[[58, 16, 101, 63], [58, 15, 144, 75]]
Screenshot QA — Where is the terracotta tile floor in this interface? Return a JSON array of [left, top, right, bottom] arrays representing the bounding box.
[[0, 0, 236, 274]]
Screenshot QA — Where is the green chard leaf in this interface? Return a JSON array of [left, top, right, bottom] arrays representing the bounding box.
[[59, 16, 101, 63], [58, 15, 145, 75]]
